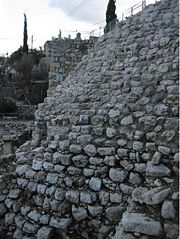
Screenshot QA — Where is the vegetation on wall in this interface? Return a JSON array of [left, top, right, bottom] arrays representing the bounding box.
[[0, 97, 17, 113]]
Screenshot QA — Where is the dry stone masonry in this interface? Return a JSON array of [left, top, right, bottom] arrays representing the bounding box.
[[0, 0, 179, 238]]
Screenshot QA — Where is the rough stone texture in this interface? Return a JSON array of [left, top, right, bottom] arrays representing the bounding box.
[[0, 0, 178, 238], [122, 212, 162, 236]]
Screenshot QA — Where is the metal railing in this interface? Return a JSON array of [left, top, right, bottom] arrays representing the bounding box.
[[122, 0, 161, 20]]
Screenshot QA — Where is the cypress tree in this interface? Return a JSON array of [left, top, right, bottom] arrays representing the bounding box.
[[23, 14, 28, 54], [106, 0, 117, 24]]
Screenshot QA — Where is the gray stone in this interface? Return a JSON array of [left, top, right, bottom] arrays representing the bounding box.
[[50, 217, 71, 229], [27, 210, 41, 222], [122, 212, 162, 236], [153, 104, 169, 116], [106, 127, 117, 138], [158, 146, 171, 155], [37, 227, 53, 239], [120, 183, 134, 195], [80, 191, 93, 204], [32, 160, 43, 171], [121, 116, 133, 125], [16, 165, 29, 176], [104, 156, 116, 166], [161, 200, 176, 219], [46, 173, 58, 184], [83, 168, 94, 177], [133, 141, 143, 151], [23, 222, 39, 233], [110, 192, 122, 203], [112, 223, 135, 239], [97, 147, 116, 156], [13, 229, 23, 239], [146, 162, 171, 177], [37, 184, 48, 194], [59, 140, 69, 151], [67, 166, 82, 175], [89, 177, 102, 191], [69, 144, 82, 153], [109, 168, 128, 182], [151, 151, 161, 165], [99, 191, 109, 205], [5, 212, 15, 225], [72, 206, 88, 221], [77, 134, 92, 145], [164, 223, 179, 239], [54, 165, 65, 173], [106, 206, 124, 221], [117, 148, 128, 157], [43, 162, 54, 172], [117, 139, 127, 147], [89, 157, 103, 165], [88, 206, 103, 217], [129, 172, 142, 185], [40, 215, 50, 225], [66, 190, 79, 203], [132, 186, 171, 205], [8, 189, 21, 199], [0, 203, 7, 217], [72, 155, 88, 167], [134, 163, 146, 173], [54, 189, 66, 201], [84, 144, 97, 156]]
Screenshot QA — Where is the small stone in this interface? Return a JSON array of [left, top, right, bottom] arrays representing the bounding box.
[[106, 206, 124, 221], [110, 192, 122, 203], [37, 227, 53, 239], [13, 229, 23, 239], [164, 223, 179, 239], [109, 168, 128, 182], [117, 139, 127, 147], [50, 217, 71, 229], [158, 146, 171, 155], [153, 104, 169, 116], [27, 210, 41, 222], [69, 144, 82, 154], [8, 189, 21, 199], [122, 212, 162, 236], [117, 149, 128, 158], [72, 155, 88, 167], [46, 173, 58, 184], [99, 191, 109, 205], [161, 200, 175, 219], [151, 151, 161, 165], [0, 203, 7, 217], [121, 116, 133, 126], [89, 177, 102, 191], [66, 190, 79, 203], [106, 127, 117, 138], [80, 191, 93, 204], [129, 173, 142, 185], [54, 189, 66, 201], [72, 206, 88, 221], [133, 141, 143, 151], [120, 183, 134, 195], [104, 156, 116, 166], [88, 206, 103, 217], [43, 162, 54, 172], [32, 160, 43, 171], [97, 147, 116, 156], [23, 222, 39, 234], [40, 215, 50, 225], [89, 157, 103, 165], [83, 168, 94, 177], [5, 212, 15, 225]]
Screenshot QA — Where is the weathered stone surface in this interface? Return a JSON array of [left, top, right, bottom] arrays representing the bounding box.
[[46, 173, 58, 184], [50, 217, 71, 229], [23, 222, 39, 233], [132, 186, 171, 205], [72, 155, 88, 167], [106, 127, 117, 138], [89, 177, 102, 191], [109, 168, 128, 182], [161, 200, 176, 219], [89, 157, 103, 165], [146, 162, 171, 177], [72, 206, 88, 221], [88, 206, 103, 217], [80, 191, 93, 204], [66, 190, 79, 203], [84, 144, 97, 156], [122, 212, 162, 236], [106, 206, 125, 221], [97, 147, 116, 156], [121, 116, 133, 125], [8, 189, 21, 199], [37, 227, 53, 239], [28, 210, 41, 222], [112, 223, 135, 239], [164, 223, 179, 239], [69, 144, 82, 154]]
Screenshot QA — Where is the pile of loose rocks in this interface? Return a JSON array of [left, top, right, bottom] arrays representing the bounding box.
[[0, 0, 179, 238]]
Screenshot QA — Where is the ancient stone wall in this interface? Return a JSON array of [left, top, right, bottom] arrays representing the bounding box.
[[45, 33, 98, 93], [1, 0, 179, 238]]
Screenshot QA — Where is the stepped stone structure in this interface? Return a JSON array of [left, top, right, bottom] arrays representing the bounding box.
[[44, 32, 98, 94], [0, 0, 179, 238]]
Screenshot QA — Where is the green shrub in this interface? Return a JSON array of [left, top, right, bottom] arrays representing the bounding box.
[[0, 98, 17, 113]]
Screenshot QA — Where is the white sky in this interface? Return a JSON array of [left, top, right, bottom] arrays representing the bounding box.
[[0, 0, 157, 56]]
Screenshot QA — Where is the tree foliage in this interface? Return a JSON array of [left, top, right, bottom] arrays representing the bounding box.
[[23, 14, 28, 54], [106, 0, 117, 24]]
